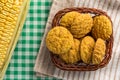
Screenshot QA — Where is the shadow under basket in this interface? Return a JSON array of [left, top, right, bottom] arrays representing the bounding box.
[[51, 7, 113, 71]]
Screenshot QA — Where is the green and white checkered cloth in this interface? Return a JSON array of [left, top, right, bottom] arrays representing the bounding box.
[[3, 0, 58, 80]]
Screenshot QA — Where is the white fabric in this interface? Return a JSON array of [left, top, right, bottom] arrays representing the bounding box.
[[34, 0, 120, 80]]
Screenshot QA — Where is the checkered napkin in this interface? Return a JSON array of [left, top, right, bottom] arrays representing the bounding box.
[[4, 0, 53, 80], [34, 0, 120, 80]]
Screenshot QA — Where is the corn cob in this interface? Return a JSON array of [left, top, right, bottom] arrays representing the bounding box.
[[0, 0, 29, 73]]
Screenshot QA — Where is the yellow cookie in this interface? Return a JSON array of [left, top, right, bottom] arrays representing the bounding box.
[[60, 11, 81, 30], [92, 38, 106, 64], [60, 39, 81, 64], [71, 13, 93, 38], [80, 36, 95, 64], [46, 26, 74, 54], [92, 15, 112, 40]]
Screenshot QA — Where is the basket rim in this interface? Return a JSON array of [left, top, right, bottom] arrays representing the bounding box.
[[51, 7, 113, 71]]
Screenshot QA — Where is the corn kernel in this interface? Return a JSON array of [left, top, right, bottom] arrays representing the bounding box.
[[0, 0, 7, 3], [0, 18, 6, 23], [6, 17, 14, 22], [3, 6, 10, 12], [0, 13, 7, 19], [8, 0, 13, 4], [12, 5, 20, 11], [0, 23, 5, 26], [1, 10, 9, 16], [0, 2, 4, 6], [9, 12, 17, 20], [6, 3, 13, 8], [0, 7, 2, 11]]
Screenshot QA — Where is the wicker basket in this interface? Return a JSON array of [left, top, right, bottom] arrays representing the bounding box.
[[51, 7, 113, 71]]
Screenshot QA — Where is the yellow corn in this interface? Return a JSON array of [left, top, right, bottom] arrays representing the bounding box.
[[0, 0, 30, 79], [0, 0, 26, 70]]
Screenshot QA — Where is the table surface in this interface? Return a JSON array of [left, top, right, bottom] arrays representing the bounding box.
[[3, 0, 57, 80]]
